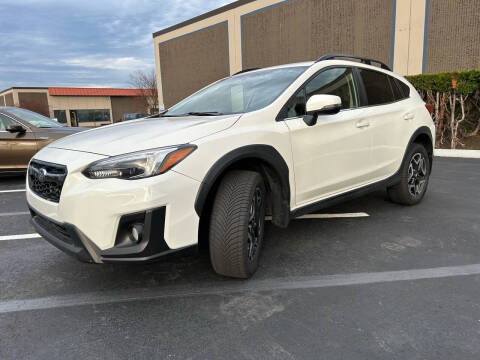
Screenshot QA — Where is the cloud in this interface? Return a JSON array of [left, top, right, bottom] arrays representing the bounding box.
[[61, 56, 151, 71], [0, 0, 233, 89]]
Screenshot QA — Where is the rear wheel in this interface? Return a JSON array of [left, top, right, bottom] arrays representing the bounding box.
[[209, 170, 266, 278], [387, 143, 430, 205]]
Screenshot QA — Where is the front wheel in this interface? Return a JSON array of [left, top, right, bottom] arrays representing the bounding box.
[[387, 143, 431, 205], [209, 170, 266, 279]]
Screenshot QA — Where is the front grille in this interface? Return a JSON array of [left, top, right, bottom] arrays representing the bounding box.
[[28, 160, 67, 203], [33, 210, 74, 245]]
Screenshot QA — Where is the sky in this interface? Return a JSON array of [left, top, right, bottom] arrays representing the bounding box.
[[0, 0, 231, 90]]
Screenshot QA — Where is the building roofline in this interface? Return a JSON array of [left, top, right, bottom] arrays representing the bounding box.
[[152, 0, 256, 38], [0, 86, 48, 94]]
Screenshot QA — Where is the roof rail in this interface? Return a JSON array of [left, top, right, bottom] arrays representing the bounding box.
[[233, 68, 260, 76], [316, 54, 391, 71]]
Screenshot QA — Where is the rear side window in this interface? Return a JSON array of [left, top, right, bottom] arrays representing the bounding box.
[[393, 78, 410, 98], [358, 68, 395, 105]]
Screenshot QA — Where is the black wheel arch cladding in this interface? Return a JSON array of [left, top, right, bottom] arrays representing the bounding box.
[[195, 145, 291, 228]]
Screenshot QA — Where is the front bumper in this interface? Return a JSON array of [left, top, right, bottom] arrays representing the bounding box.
[[26, 147, 202, 262], [29, 206, 197, 263]]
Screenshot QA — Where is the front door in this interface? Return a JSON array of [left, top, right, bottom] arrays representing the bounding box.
[[0, 114, 38, 170], [280, 67, 373, 207]]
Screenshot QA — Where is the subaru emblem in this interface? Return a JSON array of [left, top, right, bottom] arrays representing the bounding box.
[[38, 168, 47, 182]]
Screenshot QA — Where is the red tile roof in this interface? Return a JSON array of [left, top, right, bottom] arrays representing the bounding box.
[[48, 87, 151, 97]]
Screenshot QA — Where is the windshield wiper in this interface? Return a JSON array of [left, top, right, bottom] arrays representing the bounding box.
[[184, 111, 223, 116]]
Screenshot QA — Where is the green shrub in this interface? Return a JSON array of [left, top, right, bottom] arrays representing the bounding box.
[[406, 70, 480, 149]]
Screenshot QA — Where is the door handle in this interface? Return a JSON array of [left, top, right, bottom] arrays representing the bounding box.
[[403, 113, 415, 120], [355, 120, 370, 128]]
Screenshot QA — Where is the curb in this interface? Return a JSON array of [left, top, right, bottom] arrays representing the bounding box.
[[434, 149, 480, 159]]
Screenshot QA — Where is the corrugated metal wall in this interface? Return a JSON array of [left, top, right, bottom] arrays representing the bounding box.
[[424, 0, 480, 73], [241, 0, 394, 69], [158, 22, 230, 107]]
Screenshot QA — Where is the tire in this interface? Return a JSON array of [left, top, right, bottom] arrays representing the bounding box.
[[387, 142, 431, 205], [209, 170, 266, 279]]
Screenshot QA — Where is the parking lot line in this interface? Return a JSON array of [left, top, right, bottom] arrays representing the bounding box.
[[296, 212, 369, 219], [0, 211, 30, 217], [0, 189, 26, 193], [265, 212, 369, 221], [0, 233, 41, 241], [1, 263, 479, 314]]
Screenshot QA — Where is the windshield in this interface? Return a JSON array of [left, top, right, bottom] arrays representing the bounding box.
[[165, 66, 308, 116], [7, 107, 64, 128]]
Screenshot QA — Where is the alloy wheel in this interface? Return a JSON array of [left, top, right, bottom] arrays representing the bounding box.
[[407, 152, 427, 197], [247, 186, 262, 261]]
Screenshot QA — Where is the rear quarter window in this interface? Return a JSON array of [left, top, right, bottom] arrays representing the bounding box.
[[394, 78, 410, 98]]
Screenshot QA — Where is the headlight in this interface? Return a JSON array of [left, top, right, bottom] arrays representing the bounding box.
[[83, 145, 196, 180]]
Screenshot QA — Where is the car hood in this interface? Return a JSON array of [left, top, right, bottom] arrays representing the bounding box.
[[48, 115, 240, 156], [36, 126, 87, 136]]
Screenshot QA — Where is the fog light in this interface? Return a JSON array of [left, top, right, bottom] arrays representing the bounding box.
[[130, 223, 144, 243]]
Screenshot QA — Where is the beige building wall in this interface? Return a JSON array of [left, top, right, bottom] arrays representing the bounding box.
[[48, 95, 112, 127]]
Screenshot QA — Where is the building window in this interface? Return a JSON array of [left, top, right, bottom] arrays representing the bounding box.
[[53, 110, 67, 124], [73, 109, 111, 123]]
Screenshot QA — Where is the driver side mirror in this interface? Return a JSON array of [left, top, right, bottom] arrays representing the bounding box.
[[303, 94, 342, 126], [6, 124, 26, 133]]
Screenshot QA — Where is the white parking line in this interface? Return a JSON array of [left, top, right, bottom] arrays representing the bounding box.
[[0, 211, 30, 217], [0, 189, 26, 193], [1, 263, 479, 314], [0, 233, 41, 241], [266, 212, 369, 220]]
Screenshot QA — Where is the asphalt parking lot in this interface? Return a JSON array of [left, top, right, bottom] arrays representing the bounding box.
[[1, 156, 479, 359]]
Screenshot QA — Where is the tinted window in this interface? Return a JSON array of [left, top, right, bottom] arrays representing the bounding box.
[[53, 110, 67, 124], [75, 109, 110, 123], [280, 67, 359, 119], [358, 68, 395, 105], [394, 78, 410, 98], [0, 114, 18, 131], [389, 76, 403, 100], [305, 67, 359, 109]]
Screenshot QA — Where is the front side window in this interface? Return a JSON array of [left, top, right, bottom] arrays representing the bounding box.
[[280, 67, 359, 119], [305, 67, 359, 109], [5, 107, 63, 128], [358, 68, 395, 105], [0, 114, 19, 131], [165, 66, 308, 116]]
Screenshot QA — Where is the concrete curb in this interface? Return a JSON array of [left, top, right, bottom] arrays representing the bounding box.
[[434, 149, 480, 159]]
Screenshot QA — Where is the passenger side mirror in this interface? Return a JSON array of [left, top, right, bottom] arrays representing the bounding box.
[[6, 124, 26, 133], [303, 95, 342, 126]]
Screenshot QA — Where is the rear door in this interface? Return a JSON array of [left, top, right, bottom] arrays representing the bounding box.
[[0, 114, 37, 170], [355, 68, 414, 180], [280, 67, 374, 207]]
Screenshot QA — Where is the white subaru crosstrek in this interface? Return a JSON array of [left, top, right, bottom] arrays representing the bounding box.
[[27, 54, 435, 278]]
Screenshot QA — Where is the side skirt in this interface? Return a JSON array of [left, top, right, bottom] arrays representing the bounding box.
[[290, 172, 401, 219]]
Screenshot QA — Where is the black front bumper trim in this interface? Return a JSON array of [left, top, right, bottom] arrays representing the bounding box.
[[30, 208, 95, 263]]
